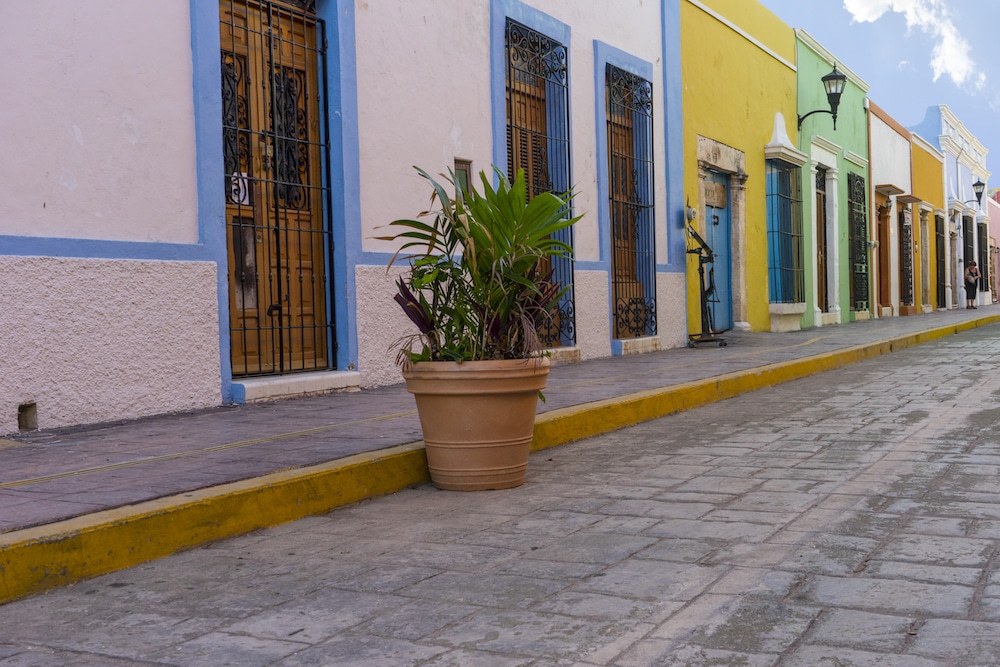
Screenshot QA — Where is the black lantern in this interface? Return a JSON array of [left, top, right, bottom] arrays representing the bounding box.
[[973, 178, 986, 206], [962, 178, 986, 208], [798, 65, 849, 130]]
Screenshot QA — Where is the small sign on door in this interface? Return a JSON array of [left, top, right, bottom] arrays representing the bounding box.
[[704, 180, 727, 209], [229, 172, 250, 205]]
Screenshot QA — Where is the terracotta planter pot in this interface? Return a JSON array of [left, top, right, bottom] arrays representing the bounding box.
[[403, 357, 550, 491]]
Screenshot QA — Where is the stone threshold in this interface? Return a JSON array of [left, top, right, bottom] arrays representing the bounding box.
[[232, 371, 362, 403]]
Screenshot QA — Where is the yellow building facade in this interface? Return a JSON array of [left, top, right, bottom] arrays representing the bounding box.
[[910, 136, 946, 312], [681, 0, 800, 335]]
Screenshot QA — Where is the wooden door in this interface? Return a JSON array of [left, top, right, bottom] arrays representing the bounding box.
[[609, 103, 640, 338], [705, 171, 733, 332], [221, 0, 329, 376], [815, 170, 828, 312], [876, 197, 891, 310]]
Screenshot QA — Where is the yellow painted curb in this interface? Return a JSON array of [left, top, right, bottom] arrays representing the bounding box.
[[0, 443, 430, 604], [531, 315, 1000, 451], [2, 315, 997, 604]]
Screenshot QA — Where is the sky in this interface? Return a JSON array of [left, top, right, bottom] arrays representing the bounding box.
[[757, 0, 999, 180]]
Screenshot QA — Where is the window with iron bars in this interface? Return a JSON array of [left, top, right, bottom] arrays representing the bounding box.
[[978, 222, 990, 290], [766, 159, 804, 303], [606, 64, 656, 340], [505, 18, 575, 348]]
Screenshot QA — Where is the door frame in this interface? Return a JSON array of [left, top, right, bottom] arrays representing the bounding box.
[[190, 0, 355, 401], [696, 136, 748, 330], [703, 169, 733, 332], [220, 0, 333, 378]]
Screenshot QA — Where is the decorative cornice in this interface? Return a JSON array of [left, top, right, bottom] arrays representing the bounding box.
[[911, 133, 944, 162], [939, 105, 987, 152], [844, 151, 868, 168], [795, 29, 869, 92], [765, 112, 808, 167], [869, 100, 911, 139], [811, 135, 842, 158], [686, 0, 796, 72]]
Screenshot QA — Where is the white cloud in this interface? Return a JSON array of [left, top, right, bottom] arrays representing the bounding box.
[[843, 0, 985, 89]]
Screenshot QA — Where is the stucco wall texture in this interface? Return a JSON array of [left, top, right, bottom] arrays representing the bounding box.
[[0, 0, 198, 243], [573, 270, 612, 360], [355, 264, 412, 389], [0, 257, 221, 435]]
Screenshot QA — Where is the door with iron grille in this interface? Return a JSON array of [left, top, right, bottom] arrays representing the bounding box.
[[847, 172, 869, 312], [935, 214, 945, 307], [815, 168, 828, 312], [607, 65, 655, 340], [899, 208, 914, 307], [221, 0, 332, 377]]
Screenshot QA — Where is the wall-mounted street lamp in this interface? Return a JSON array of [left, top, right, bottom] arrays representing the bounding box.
[[955, 179, 985, 228], [797, 65, 848, 130], [965, 178, 986, 206]]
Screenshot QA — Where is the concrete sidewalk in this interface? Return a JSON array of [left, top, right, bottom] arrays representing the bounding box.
[[2, 308, 1000, 604]]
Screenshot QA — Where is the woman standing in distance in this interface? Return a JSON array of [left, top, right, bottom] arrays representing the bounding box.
[[964, 261, 981, 309]]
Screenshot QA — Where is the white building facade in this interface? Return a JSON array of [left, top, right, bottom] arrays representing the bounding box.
[[1, 0, 688, 434], [868, 101, 913, 318], [911, 105, 991, 309]]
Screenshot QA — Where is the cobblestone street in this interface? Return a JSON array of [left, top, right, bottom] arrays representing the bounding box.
[[4, 324, 1000, 665]]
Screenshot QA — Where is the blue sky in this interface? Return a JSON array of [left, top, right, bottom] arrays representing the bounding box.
[[757, 0, 999, 176]]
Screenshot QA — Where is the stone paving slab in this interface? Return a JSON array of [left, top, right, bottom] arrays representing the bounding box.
[[1, 308, 1000, 609], [0, 308, 994, 536], [5, 323, 1000, 663]]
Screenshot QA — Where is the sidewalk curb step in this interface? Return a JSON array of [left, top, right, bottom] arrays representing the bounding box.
[[1, 316, 996, 604]]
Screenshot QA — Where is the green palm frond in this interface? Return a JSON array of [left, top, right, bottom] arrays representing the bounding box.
[[379, 165, 581, 363]]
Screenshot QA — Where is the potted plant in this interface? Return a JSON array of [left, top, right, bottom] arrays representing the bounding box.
[[380, 166, 580, 490]]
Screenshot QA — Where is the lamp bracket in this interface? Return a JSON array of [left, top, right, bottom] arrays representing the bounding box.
[[797, 108, 836, 131]]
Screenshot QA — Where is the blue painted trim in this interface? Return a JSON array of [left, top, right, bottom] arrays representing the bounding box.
[[574, 260, 606, 272], [489, 1, 506, 178], [186, 0, 358, 399], [594, 41, 654, 266], [0, 236, 213, 260], [320, 0, 361, 373], [490, 0, 578, 347], [661, 0, 686, 273], [490, 0, 571, 179], [610, 339, 624, 356], [190, 0, 233, 402]]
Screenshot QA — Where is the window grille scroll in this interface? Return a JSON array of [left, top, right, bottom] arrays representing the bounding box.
[[848, 172, 870, 312], [607, 64, 656, 339], [899, 210, 914, 306], [505, 18, 575, 348]]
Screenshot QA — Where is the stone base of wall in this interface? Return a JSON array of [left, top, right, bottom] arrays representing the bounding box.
[[0, 256, 220, 435]]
